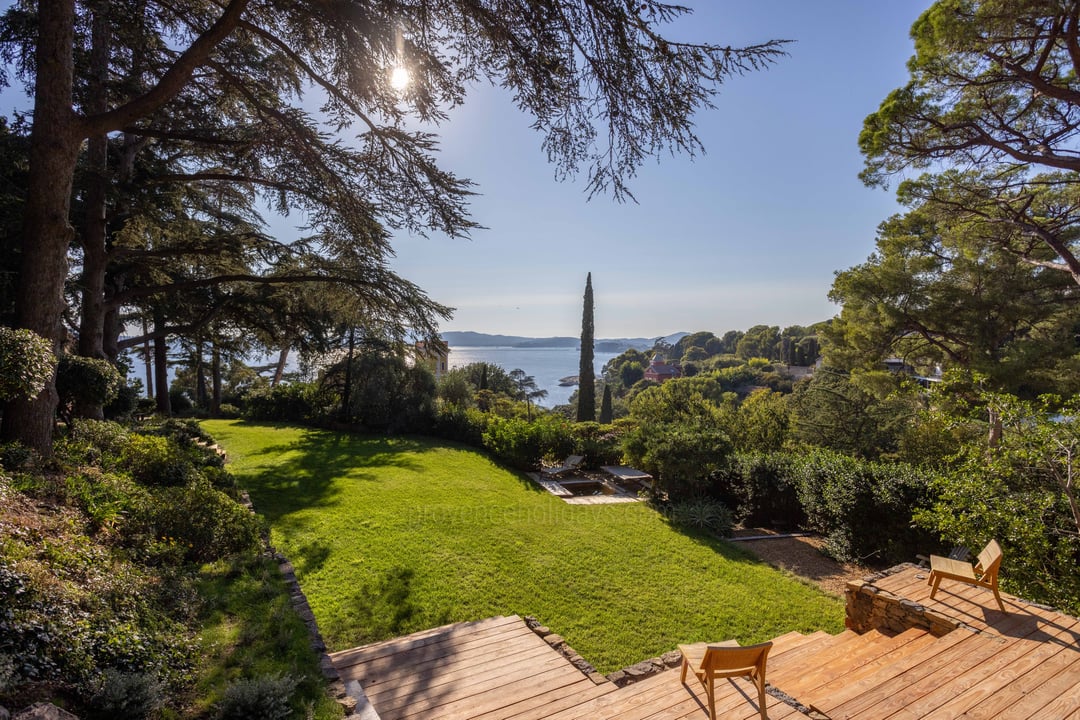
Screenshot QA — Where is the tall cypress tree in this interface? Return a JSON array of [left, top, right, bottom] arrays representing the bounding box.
[[599, 384, 613, 424], [577, 272, 596, 422]]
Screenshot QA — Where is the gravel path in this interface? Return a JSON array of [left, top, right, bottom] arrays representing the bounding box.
[[732, 528, 872, 597]]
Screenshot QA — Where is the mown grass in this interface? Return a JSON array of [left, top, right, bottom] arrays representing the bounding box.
[[194, 555, 344, 719], [204, 419, 844, 673]]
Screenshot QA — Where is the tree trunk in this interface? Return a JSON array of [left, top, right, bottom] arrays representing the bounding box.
[[1, 0, 80, 453], [142, 316, 153, 398], [272, 345, 290, 386], [211, 343, 222, 415], [341, 327, 355, 422], [73, 2, 111, 422], [195, 340, 207, 407], [153, 306, 171, 415]]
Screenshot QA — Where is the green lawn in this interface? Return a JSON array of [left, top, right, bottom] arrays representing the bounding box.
[[204, 420, 844, 673]]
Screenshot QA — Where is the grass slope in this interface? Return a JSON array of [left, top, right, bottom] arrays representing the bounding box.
[[204, 420, 843, 673]]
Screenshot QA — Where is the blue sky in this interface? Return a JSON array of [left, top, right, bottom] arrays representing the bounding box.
[[389, 1, 933, 339]]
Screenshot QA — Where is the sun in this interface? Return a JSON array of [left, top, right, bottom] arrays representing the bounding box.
[[390, 66, 410, 92]]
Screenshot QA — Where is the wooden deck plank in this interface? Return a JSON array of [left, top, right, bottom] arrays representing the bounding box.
[[389, 664, 588, 720], [471, 680, 616, 720], [362, 641, 555, 700], [332, 615, 525, 669], [825, 633, 999, 720], [991, 653, 1080, 720], [957, 644, 1080, 719], [916, 615, 1080, 719], [777, 628, 928, 699], [350, 625, 543, 687], [807, 630, 968, 716], [326, 570, 1080, 720]]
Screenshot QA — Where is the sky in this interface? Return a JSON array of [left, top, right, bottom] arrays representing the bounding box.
[[2, 1, 934, 342], [385, 0, 934, 339]]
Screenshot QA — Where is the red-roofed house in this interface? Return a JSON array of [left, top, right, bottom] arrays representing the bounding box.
[[643, 354, 682, 383]]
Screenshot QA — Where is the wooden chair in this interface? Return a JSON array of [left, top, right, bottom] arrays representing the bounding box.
[[540, 454, 584, 478], [678, 640, 772, 720], [928, 539, 1005, 611]]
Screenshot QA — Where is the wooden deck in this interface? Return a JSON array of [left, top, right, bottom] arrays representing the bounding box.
[[330, 566, 1080, 719]]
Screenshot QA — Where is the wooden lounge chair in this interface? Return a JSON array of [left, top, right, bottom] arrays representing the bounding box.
[[540, 454, 584, 478], [678, 640, 772, 720], [928, 539, 1005, 611]]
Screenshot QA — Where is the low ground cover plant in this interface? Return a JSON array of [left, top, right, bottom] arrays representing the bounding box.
[[0, 420, 341, 719]]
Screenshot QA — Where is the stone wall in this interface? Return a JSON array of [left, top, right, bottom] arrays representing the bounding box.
[[844, 563, 961, 637]]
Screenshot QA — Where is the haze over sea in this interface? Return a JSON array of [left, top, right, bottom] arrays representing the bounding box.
[[448, 346, 622, 408]]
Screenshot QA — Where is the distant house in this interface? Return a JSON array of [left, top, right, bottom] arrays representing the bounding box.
[[414, 341, 449, 380], [643, 354, 682, 383]]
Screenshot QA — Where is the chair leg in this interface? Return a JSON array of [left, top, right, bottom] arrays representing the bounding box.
[[991, 583, 1005, 611], [929, 573, 942, 600], [680, 656, 688, 684], [757, 675, 768, 720], [706, 676, 717, 720]]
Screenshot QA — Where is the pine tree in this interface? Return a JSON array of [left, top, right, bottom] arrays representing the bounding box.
[[599, 384, 613, 424], [577, 272, 596, 422]]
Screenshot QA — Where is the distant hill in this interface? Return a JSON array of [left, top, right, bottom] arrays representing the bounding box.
[[441, 331, 687, 353]]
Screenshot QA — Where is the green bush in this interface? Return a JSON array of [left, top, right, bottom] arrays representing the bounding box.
[[714, 452, 806, 529], [243, 382, 320, 423], [789, 448, 933, 564], [85, 668, 163, 720], [71, 419, 130, 456], [432, 406, 490, 447], [56, 354, 123, 414], [666, 497, 735, 536], [104, 381, 141, 420], [624, 423, 731, 500], [215, 674, 298, 720], [216, 403, 242, 418], [481, 414, 574, 471], [65, 470, 147, 533], [137, 479, 263, 563], [0, 441, 34, 471], [571, 422, 623, 467], [120, 434, 193, 487], [0, 326, 55, 401]]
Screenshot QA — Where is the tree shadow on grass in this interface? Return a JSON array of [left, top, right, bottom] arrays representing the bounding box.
[[227, 423, 435, 522]]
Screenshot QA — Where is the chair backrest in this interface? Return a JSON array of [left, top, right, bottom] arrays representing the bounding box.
[[700, 641, 772, 678], [975, 539, 1003, 580], [565, 455, 585, 467]]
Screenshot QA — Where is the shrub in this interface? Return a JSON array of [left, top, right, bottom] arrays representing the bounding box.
[[624, 423, 730, 500], [243, 382, 321, 423], [85, 668, 163, 720], [481, 414, 574, 471], [120, 434, 192, 487], [56, 354, 123, 414], [0, 441, 34, 471], [432, 406, 489, 447], [0, 326, 55, 401], [714, 452, 806, 529], [104, 381, 141, 420], [571, 422, 623, 467], [789, 448, 934, 564], [666, 497, 735, 536], [216, 403, 242, 418], [71, 419, 130, 456], [137, 479, 263, 563], [215, 674, 298, 720]]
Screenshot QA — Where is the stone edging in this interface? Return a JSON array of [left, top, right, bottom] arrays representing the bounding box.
[[239, 486, 362, 717], [523, 616, 611, 685]]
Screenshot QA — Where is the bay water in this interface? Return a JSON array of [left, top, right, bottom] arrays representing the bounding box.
[[447, 346, 621, 408]]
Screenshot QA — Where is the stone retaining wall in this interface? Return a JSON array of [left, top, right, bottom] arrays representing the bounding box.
[[844, 563, 962, 637]]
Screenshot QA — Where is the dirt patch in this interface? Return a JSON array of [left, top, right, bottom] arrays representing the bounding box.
[[731, 528, 873, 597]]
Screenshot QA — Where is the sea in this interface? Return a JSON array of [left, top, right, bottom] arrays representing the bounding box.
[[447, 346, 621, 408]]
